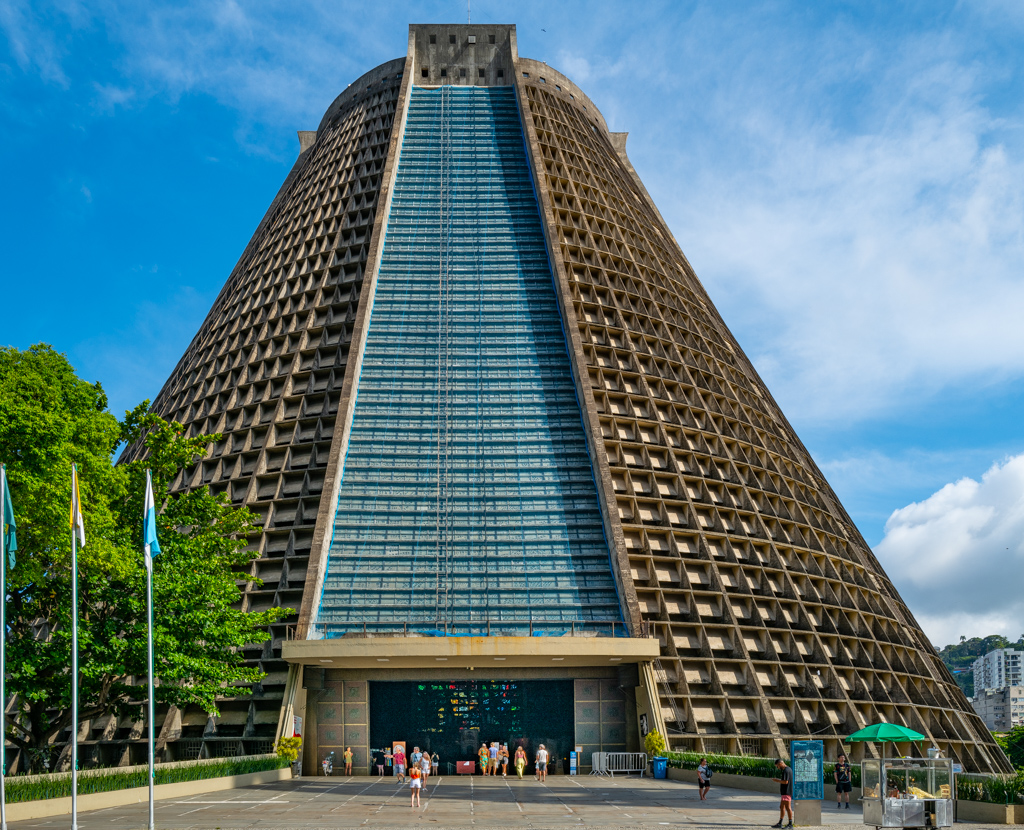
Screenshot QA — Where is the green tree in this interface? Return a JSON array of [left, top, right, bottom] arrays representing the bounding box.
[[644, 729, 666, 757], [0, 344, 290, 772], [995, 725, 1024, 771]]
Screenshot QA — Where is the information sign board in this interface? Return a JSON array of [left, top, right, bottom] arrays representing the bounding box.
[[570, 751, 577, 775], [790, 740, 824, 800]]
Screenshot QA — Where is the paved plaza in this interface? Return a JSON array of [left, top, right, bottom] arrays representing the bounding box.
[[11, 774, 886, 830]]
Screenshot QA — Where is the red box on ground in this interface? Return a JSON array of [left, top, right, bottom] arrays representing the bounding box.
[[456, 761, 476, 774]]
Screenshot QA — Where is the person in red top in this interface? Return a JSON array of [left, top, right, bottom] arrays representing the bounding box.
[[409, 764, 422, 807], [393, 747, 406, 783]]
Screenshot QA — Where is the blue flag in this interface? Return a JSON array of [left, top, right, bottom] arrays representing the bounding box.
[[2, 464, 16, 568], [143, 469, 161, 568]]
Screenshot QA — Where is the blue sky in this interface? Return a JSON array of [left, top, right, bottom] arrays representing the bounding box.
[[2, 0, 1023, 647]]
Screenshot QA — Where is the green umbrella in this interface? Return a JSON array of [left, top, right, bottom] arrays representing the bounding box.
[[847, 723, 926, 743]]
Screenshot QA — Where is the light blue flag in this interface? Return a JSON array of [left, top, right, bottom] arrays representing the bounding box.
[[143, 469, 161, 567], [2, 464, 16, 568]]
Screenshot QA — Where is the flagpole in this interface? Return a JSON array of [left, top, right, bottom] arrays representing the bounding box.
[[146, 543, 155, 830], [70, 465, 80, 830], [1, 465, 8, 830], [142, 469, 160, 830]]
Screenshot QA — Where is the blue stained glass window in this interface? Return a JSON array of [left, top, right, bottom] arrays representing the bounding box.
[[313, 87, 623, 637]]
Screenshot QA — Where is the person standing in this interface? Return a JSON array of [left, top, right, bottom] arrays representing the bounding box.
[[344, 746, 353, 776], [834, 753, 852, 809], [535, 744, 548, 782], [500, 745, 509, 778], [431, 751, 440, 777], [771, 758, 794, 829], [697, 757, 712, 800], [420, 749, 431, 783], [489, 742, 499, 776], [385, 747, 393, 775], [394, 746, 406, 783], [411, 746, 423, 771], [478, 743, 490, 775], [515, 745, 527, 779], [409, 763, 422, 808], [374, 749, 385, 777]]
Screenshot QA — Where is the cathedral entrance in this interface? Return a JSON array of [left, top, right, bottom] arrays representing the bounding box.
[[369, 680, 574, 772]]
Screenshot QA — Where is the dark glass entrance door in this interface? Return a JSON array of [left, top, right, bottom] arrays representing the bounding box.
[[369, 680, 573, 773]]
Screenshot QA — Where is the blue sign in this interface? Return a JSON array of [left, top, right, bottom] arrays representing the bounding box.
[[791, 740, 824, 800], [570, 751, 577, 775]]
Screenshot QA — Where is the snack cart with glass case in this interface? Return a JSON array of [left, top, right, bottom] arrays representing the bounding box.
[[848, 723, 953, 830], [861, 756, 954, 829]]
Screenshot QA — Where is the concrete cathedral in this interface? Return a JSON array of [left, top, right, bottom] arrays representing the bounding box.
[[117, 24, 1009, 775]]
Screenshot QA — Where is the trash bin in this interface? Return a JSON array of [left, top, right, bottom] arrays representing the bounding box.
[[652, 756, 668, 779]]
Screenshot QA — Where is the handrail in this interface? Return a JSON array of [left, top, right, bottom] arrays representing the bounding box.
[[289, 619, 650, 640]]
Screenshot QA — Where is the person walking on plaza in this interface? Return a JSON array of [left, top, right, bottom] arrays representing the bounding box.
[[478, 743, 490, 775], [385, 747, 393, 775], [500, 744, 509, 778], [515, 745, 527, 779], [834, 753, 852, 809], [771, 758, 794, 828], [535, 744, 548, 782], [411, 746, 422, 771], [697, 757, 712, 800], [374, 749, 385, 777], [394, 746, 406, 783], [420, 749, 431, 783], [489, 742, 499, 776], [431, 751, 440, 777], [344, 746, 353, 776], [409, 764, 422, 808]]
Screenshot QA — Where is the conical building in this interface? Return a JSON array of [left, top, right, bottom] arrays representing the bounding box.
[[123, 24, 1009, 774]]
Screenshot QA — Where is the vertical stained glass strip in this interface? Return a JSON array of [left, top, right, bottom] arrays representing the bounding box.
[[314, 87, 622, 636]]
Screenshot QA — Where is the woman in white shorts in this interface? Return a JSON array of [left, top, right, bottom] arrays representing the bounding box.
[[409, 765, 422, 807], [420, 752, 431, 783]]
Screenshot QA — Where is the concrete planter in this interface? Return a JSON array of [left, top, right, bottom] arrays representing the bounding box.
[[5, 766, 292, 822], [955, 799, 1024, 824]]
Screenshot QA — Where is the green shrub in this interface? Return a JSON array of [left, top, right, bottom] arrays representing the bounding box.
[[957, 771, 1024, 804], [644, 730, 666, 757], [665, 751, 778, 779], [664, 752, 861, 788], [275, 736, 302, 762], [5, 755, 289, 804]]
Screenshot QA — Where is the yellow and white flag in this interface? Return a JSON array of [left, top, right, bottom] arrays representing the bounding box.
[[70, 464, 86, 547]]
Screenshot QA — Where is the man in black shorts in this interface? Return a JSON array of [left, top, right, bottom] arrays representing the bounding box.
[[834, 753, 852, 808], [771, 758, 793, 828]]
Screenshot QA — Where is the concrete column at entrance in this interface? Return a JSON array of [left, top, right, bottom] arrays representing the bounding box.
[[309, 678, 369, 775], [636, 661, 668, 745]]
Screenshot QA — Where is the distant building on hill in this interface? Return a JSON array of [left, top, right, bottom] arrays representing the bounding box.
[[973, 649, 1023, 693], [972, 685, 1024, 731]]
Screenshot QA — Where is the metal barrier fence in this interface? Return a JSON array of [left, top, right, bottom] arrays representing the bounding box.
[[590, 752, 648, 777]]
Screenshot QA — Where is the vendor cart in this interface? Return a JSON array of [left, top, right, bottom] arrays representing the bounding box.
[[849, 723, 954, 829]]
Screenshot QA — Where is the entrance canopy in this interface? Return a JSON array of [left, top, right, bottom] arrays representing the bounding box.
[[282, 635, 660, 670]]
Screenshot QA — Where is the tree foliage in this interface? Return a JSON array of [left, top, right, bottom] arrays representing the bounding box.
[[0, 344, 291, 772], [994, 725, 1024, 771], [644, 729, 666, 757]]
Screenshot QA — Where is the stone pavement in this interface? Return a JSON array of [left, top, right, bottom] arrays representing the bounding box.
[[6, 774, 891, 830]]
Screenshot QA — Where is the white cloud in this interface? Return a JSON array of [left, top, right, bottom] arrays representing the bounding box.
[[616, 13, 1024, 426], [874, 453, 1024, 649], [0, 0, 71, 87]]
